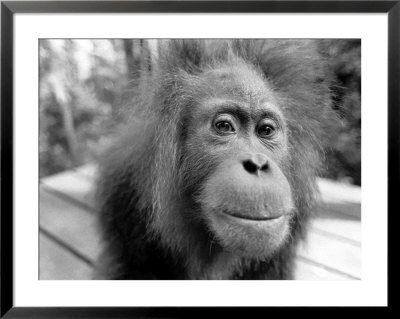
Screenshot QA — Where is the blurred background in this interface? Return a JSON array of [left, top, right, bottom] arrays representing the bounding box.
[[39, 39, 361, 185]]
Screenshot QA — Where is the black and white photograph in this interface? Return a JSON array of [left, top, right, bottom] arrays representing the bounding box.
[[2, 0, 396, 313], [39, 39, 361, 280]]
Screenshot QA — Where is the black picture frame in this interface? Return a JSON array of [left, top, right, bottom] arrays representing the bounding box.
[[1, 1, 397, 317]]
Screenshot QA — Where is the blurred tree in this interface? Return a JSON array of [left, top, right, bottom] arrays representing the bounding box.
[[40, 40, 81, 176]]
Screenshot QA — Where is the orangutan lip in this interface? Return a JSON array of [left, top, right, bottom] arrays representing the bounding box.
[[221, 210, 283, 221]]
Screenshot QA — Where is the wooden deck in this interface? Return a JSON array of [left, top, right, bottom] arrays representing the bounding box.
[[39, 164, 361, 280]]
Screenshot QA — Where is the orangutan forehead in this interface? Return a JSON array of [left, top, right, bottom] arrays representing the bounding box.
[[203, 63, 273, 101]]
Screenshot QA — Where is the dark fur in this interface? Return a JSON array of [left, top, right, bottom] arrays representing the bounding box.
[[96, 40, 334, 280]]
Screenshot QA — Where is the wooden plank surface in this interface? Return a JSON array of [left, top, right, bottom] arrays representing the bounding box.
[[40, 189, 101, 262], [39, 164, 361, 280], [40, 233, 94, 280]]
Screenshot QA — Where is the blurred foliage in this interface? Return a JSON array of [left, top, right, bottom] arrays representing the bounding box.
[[39, 39, 136, 177], [39, 39, 361, 185], [319, 40, 361, 185]]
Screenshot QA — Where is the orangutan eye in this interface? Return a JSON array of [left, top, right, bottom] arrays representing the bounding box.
[[258, 124, 275, 138], [215, 120, 235, 133]]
